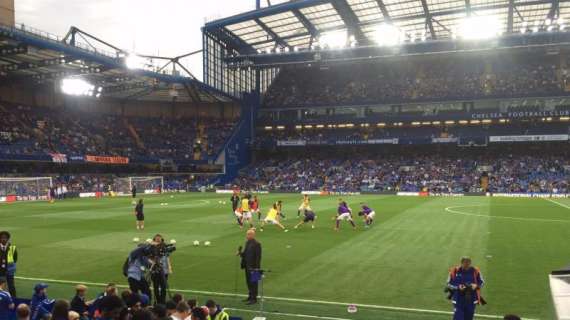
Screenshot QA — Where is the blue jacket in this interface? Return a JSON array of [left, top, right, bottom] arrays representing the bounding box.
[[447, 266, 484, 305], [127, 247, 150, 281], [0, 289, 14, 320], [30, 293, 54, 320]]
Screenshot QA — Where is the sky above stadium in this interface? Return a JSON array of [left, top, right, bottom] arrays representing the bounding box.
[[15, 0, 289, 80]]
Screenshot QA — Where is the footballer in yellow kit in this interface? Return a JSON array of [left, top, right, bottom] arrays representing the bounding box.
[[297, 194, 311, 216], [241, 194, 254, 228], [260, 203, 288, 232]]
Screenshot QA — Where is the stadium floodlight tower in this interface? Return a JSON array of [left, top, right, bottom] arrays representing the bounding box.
[[114, 176, 164, 195], [0, 177, 53, 201]]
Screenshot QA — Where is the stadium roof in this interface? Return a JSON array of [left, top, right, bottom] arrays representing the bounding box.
[[204, 0, 569, 53], [0, 24, 233, 103]]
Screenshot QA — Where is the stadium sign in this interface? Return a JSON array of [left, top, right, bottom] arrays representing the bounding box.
[[277, 140, 306, 146], [85, 155, 129, 164], [489, 134, 569, 142], [471, 110, 570, 119]]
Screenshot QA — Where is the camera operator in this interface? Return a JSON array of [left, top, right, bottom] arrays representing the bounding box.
[[150, 234, 173, 305], [124, 245, 152, 304], [446, 257, 485, 320]]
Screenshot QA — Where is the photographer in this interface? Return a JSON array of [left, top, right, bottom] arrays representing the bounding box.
[[446, 257, 485, 320], [124, 245, 152, 304], [150, 234, 173, 305]]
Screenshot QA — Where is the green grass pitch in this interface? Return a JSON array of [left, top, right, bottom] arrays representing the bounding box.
[[1, 193, 568, 320]]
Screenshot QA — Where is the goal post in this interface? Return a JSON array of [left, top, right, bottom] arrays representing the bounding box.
[[0, 177, 53, 201], [113, 176, 164, 195]]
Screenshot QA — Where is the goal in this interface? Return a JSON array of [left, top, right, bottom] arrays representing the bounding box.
[[113, 176, 164, 195], [0, 177, 53, 201]]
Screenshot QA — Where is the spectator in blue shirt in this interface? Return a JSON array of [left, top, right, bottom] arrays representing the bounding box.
[[0, 278, 15, 320], [30, 283, 54, 320]]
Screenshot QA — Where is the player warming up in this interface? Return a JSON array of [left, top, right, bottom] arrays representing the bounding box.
[[260, 203, 288, 232], [297, 194, 311, 217], [231, 192, 243, 227], [276, 200, 286, 219], [358, 203, 376, 227], [134, 199, 145, 230], [294, 209, 317, 229], [335, 199, 356, 231], [241, 194, 255, 228], [251, 195, 261, 221]]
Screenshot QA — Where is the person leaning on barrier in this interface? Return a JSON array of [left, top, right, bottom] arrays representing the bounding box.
[[446, 257, 485, 320]]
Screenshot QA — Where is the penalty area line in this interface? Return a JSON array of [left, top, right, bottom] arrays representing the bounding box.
[[14, 276, 531, 320], [544, 198, 570, 210]]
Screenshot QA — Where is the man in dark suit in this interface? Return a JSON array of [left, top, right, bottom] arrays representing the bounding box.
[[238, 228, 261, 305]]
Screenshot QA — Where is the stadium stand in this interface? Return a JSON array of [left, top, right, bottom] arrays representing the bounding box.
[[0, 102, 235, 162], [263, 54, 568, 108], [235, 144, 570, 193]]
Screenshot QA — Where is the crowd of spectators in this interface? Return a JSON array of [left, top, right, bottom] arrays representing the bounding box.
[[0, 103, 235, 162], [3, 281, 228, 320], [263, 55, 569, 108], [234, 147, 570, 193]]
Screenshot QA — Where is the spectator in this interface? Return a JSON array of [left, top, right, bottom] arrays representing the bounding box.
[[70, 285, 90, 318], [16, 304, 30, 320], [169, 302, 190, 320], [0, 278, 15, 320], [50, 300, 70, 320], [205, 300, 229, 320], [30, 283, 54, 320]]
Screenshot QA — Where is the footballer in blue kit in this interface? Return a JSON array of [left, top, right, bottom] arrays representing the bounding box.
[[335, 199, 356, 231], [294, 209, 317, 229], [358, 203, 376, 227]]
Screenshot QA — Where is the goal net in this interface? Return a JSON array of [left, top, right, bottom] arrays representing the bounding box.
[[0, 177, 53, 201], [113, 176, 164, 195]]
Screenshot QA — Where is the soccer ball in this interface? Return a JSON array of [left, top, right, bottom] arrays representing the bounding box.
[[193, 240, 200, 246], [133, 237, 140, 242], [170, 239, 176, 244], [204, 241, 211, 246]]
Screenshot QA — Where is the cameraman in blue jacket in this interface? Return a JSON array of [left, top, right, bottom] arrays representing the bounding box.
[[446, 257, 485, 320]]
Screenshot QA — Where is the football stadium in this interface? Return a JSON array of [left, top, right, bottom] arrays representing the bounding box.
[[0, 0, 570, 320]]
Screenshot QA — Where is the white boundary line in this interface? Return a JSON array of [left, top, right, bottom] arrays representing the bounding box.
[[544, 198, 570, 210], [14, 276, 534, 320], [445, 205, 570, 223], [226, 308, 352, 320]]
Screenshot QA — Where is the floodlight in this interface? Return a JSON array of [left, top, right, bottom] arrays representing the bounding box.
[[61, 78, 96, 96], [319, 30, 348, 49], [458, 16, 501, 40], [125, 54, 146, 70], [372, 23, 401, 46]]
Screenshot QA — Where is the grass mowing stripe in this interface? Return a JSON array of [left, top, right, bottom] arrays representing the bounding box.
[[14, 276, 526, 319], [543, 198, 570, 210]]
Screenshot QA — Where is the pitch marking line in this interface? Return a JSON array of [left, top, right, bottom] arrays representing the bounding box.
[[544, 198, 570, 210], [445, 205, 570, 223], [227, 308, 352, 320], [15, 276, 535, 320]]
